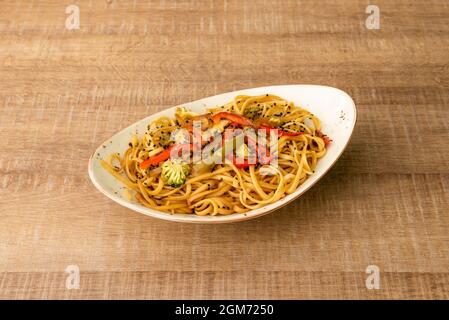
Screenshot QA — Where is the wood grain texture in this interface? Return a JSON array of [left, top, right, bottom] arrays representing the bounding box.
[[1, 0, 449, 299]]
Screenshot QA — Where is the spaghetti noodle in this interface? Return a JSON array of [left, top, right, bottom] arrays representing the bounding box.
[[101, 94, 330, 215]]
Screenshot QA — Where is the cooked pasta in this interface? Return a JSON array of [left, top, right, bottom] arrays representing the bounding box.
[[101, 94, 330, 215]]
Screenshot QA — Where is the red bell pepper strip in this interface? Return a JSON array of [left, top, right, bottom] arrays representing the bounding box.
[[256, 143, 273, 165], [139, 144, 192, 169], [233, 159, 251, 169], [257, 124, 303, 137], [242, 134, 273, 167], [322, 135, 331, 146], [316, 130, 331, 146], [225, 135, 254, 169], [212, 112, 253, 127], [222, 146, 248, 168], [279, 131, 303, 137], [232, 147, 273, 169], [222, 131, 275, 169]]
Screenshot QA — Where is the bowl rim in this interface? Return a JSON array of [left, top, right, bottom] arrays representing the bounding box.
[[88, 84, 357, 224]]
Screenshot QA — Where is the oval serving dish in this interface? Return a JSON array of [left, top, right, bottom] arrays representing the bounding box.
[[88, 85, 357, 223]]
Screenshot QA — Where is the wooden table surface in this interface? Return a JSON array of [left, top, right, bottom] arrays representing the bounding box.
[[1, 0, 449, 300]]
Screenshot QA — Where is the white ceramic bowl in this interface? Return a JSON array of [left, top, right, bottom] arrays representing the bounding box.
[[88, 85, 357, 223]]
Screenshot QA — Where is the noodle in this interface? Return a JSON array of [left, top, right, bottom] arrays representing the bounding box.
[[102, 94, 330, 215]]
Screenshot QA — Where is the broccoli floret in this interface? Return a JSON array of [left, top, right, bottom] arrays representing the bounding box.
[[161, 159, 191, 187]]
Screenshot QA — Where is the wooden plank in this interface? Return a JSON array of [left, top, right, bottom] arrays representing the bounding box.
[[1, 271, 448, 299]]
